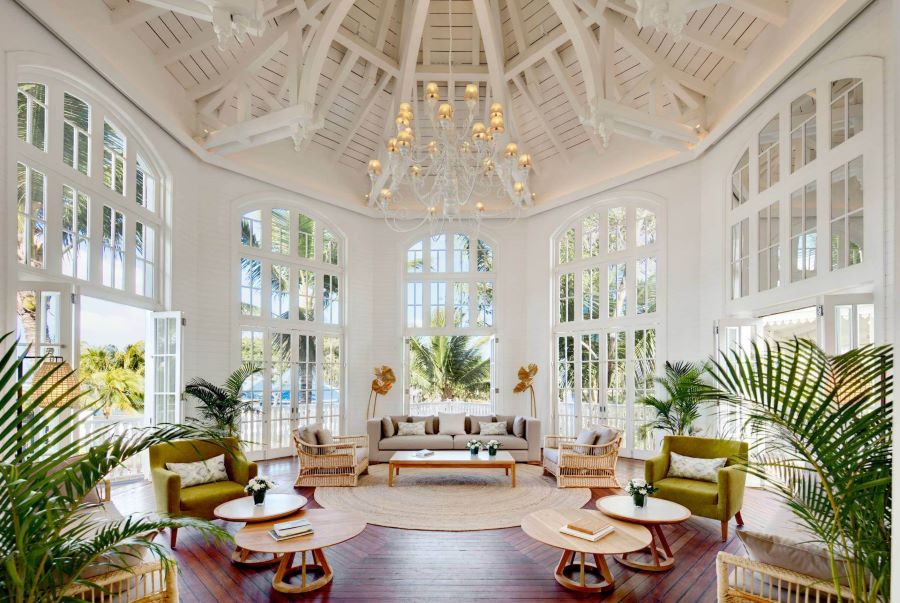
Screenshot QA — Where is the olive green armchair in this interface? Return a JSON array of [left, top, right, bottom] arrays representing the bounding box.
[[149, 437, 257, 548], [645, 435, 748, 541]]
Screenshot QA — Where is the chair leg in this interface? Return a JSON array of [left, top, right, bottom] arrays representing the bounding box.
[[170, 527, 178, 549], [721, 521, 727, 542], [735, 511, 744, 526]]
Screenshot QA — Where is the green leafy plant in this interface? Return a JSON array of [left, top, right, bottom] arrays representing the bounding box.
[[80, 343, 145, 417], [637, 360, 720, 440], [184, 362, 262, 438], [0, 332, 229, 602], [711, 338, 892, 602], [409, 336, 490, 402]]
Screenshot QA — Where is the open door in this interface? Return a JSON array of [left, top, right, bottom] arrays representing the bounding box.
[[13, 282, 75, 365], [145, 312, 183, 427]]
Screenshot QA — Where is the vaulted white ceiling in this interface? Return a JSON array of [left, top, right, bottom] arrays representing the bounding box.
[[46, 0, 840, 206]]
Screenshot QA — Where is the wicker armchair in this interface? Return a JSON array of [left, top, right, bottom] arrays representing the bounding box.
[[716, 552, 850, 602], [542, 430, 622, 488], [66, 560, 177, 602], [292, 430, 369, 487]]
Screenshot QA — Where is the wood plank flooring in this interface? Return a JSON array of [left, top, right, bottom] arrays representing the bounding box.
[[113, 457, 780, 602]]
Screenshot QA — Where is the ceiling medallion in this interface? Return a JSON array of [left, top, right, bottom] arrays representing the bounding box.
[[366, 1, 532, 232], [210, 0, 268, 50]]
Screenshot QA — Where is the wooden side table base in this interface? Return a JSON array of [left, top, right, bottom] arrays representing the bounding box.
[[273, 549, 333, 594], [613, 525, 674, 571], [230, 546, 281, 567], [554, 550, 614, 593]]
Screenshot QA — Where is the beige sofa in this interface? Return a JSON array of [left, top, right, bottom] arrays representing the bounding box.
[[367, 414, 541, 463]]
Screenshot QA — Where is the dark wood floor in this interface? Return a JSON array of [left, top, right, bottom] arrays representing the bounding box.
[[113, 457, 778, 602]]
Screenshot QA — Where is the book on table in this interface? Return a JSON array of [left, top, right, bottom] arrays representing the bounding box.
[[559, 524, 615, 542], [414, 449, 434, 457], [272, 518, 312, 538], [566, 516, 610, 536], [268, 527, 313, 542]]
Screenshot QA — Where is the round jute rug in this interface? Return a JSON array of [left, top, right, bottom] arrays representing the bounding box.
[[314, 463, 591, 531]]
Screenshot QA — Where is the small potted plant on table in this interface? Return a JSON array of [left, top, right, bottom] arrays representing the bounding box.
[[466, 439, 482, 455], [486, 439, 502, 457], [625, 478, 657, 508], [245, 476, 276, 505]]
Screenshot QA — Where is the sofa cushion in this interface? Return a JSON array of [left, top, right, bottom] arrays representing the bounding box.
[[479, 421, 508, 436], [655, 477, 719, 507], [179, 480, 247, 515], [380, 435, 454, 450], [166, 454, 228, 488], [495, 415, 516, 435], [668, 450, 727, 483], [513, 416, 526, 438], [382, 416, 395, 438], [397, 421, 427, 436], [316, 428, 335, 454], [410, 415, 435, 434], [296, 423, 322, 447], [590, 425, 619, 446], [438, 412, 466, 435], [737, 529, 848, 586], [452, 434, 527, 450], [573, 430, 598, 454], [467, 415, 494, 434], [389, 415, 410, 432], [543, 447, 559, 464]]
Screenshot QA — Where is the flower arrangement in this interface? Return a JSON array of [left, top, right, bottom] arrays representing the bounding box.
[[624, 478, 657, 508], [513, 363, 538, 417], [245, 476, 276, 505], [367, 365, 396, 419], [486, 439, 502, 456], [466, 439, 482, 455]]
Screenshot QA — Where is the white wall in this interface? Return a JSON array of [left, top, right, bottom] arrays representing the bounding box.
[[2, 0, 895, 444]]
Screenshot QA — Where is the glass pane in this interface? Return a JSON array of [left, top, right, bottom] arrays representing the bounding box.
[[476, 240, 493, 272], [240, 258, 261, 316], [476, 281, 493, 326], [323, 274, 340, 324], [582, 267, 600, 320], [298, 213, 315, 259], [857, 304, 874, 347], [636, 208, 656, 246], [271, 264, 289, 319], [407, 282, 423, 328], [558, 228, 575, 263], [847, 156, 863, 213], [429, 234, 447, 272], [453, 283, 469, 327], [430, 282, 447, 327], [607, 263, 626, 317], [559, 273, 574, 322], [298, 270, 315, 321], [830, 164, 846, 220], [453, 234, 470, 272], [323, 228, 339, 265], [407, 240, 424, 272], [241, 210, 261, 247], [582, 213, 601, 257], [607, 207, 626, 253], [272, 208, 290, 254], [847, 81, 863, 139]]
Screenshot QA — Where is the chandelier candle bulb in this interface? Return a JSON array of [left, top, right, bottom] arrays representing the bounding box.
[[386, 137, 398, 153], [409, 164, 421, 177], [367, 159, 382, 176], [504, 142, 518, 158], [464, 83, 479, 107], [425, 82, 440, 101], [490, 102, 503, 117], [437, 103, 454, 123], [517, 154, 532, 170], [490, 115, 505, 133], [513, 181, 525, 194], [427, 140, 438, 155], [379, 188, 392, 204], [399, 101, 413, 114], [472, 122, 487, 141]]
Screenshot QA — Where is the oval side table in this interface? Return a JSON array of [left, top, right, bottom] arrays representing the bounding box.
[[596, 495, 691, 571], [213, 493, 308, 566]]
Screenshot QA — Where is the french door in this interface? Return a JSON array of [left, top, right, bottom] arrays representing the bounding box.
[[554, 327, 658, 458], [13, 282, 74, 365], [239, 327, 342, 460], [145, 312, 183, 426]]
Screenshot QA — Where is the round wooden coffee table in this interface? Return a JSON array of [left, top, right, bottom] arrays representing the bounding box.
[[521, 508, 652, 593], [214, 494, 308, 566], [595, 495, 691, 571], [235, 509, 366, 594]]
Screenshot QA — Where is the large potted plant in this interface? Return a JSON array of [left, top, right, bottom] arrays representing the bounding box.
[[711, 338, 891, 602], [184, 362, 261, 438], [0, 332, 229, 602], [637, 360, 720, 441]]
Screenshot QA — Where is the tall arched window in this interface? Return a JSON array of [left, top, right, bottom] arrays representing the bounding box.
[[403, 233, 496, 415], [552, 203, 663, 457], [236, 203, 344, 458]]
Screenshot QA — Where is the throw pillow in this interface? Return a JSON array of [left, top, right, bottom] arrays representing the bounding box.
[[397, 421, 427, 436], [166, 454, 228, 488], [410, 415, 435, 434], [468, 415, 494, 434], [479, 421, 508, 436], [572, 430, 598, 454], [438, 412, 466, 436], [667, 450, 728, 483], [296, 423, 321, 448], [316, 428, 335, 454], [495, 414, 516, 435], [513, 416, 526, 438], [737, 529, 848, 586], [381, 416, 395, 438]]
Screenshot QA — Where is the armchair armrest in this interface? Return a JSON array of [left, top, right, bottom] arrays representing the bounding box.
[[559, 435, 621, 460], [151, 467, 181, 516], [717, 464, 747, 517], [335, 434, 369, 446], [543, 434, 574, 449], [229, 453, 257, 485], [644, 453, 669, 484]]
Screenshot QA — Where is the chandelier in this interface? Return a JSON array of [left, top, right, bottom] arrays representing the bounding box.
[[366, 2, 532, 230]]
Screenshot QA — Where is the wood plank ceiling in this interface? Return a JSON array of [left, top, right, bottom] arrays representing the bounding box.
[[105, 0, 786, 176]]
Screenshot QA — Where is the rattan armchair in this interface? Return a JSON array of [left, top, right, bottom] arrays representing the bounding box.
[[292, 431, 369, 487], [542, 430, 622, 488], [66, 560, 177, 602], [716, 552, 850, 602]]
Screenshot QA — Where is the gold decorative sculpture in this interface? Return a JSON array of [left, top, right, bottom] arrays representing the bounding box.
[[513, 364, 538, 417], [367, 366, 396, 419]]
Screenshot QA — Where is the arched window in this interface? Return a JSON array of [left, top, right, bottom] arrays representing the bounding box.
[[14, 73, 163, 299], [403, 233, 496, 415], [236, 204, 344, 458], [726, 66, 872, 302], [552, 203, 663, 457]]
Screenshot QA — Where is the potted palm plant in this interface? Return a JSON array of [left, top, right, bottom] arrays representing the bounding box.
[[711, 338, 891, 602], [184, 362, 262, 438], [0, 332, 229, 602], [637, 361, 721, 443]]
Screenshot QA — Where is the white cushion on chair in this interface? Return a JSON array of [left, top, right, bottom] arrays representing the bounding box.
[[543, 447, 560, 464]]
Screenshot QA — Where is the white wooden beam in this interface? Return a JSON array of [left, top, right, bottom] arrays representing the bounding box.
[[512, 76, 568, 158], [361, 0, 397, 90], [471, 0, 508, 107], [297, 0, 357, 107], [726, 0, 788, 26], [394, 0, 431, 104], [333, 70, 392, 159], [547, 0, 603, 102], [415, 65, 491, 81], [545, 51, 607, 155], [592, 97, 697, 143], [506, 0, 544, 103], [110, 1, 166, 27], [315, 50, 359, 122], [202, 102, 314, 151], [155, 29, 218, 66]]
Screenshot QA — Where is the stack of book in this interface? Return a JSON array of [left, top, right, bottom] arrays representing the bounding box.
[[414, 449, 434, 457], [268, 518, 313, 541], [559, 516, 615, 542]]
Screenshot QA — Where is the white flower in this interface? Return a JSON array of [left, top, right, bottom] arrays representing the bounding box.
[[245, 476, 276, 493], [630, 478, 647, 488]]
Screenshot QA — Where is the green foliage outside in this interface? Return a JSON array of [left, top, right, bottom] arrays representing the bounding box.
[[409, 336, 491, 402], [79, 342, 145, 418]]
